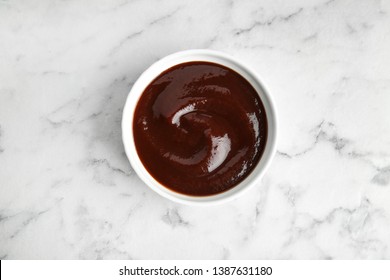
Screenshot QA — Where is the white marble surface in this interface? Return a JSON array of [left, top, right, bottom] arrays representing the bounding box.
[[1, 0, 390, 259]]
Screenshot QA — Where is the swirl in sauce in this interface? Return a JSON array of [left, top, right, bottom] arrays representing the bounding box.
[[133, 61, 267, 196]]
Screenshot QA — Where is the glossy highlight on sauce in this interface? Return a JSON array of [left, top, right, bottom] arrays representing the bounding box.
[[133, 61, 267, 196]]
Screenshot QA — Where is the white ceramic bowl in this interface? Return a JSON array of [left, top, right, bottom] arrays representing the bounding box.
[[122, 49, 277, 205]]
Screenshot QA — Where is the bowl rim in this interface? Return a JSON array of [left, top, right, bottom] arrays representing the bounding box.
[[122, 49, 277, 205]]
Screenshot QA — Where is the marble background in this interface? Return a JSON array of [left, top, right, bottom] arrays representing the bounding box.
[[1, 0, 390, 259]]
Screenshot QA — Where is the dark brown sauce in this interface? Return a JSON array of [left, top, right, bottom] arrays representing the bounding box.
[[133, 61, 267, 196]]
